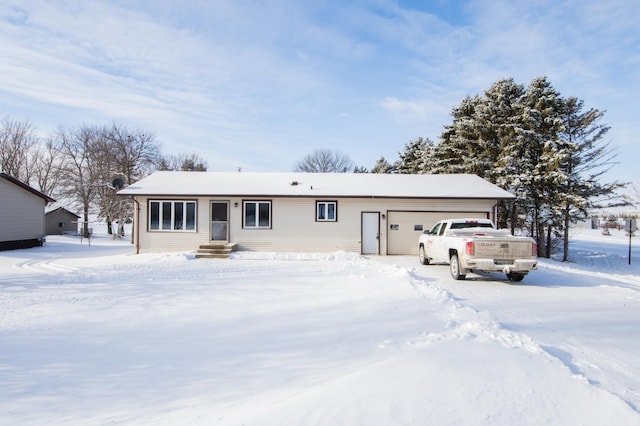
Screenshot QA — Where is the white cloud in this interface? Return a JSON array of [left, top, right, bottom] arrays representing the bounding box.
[[0, 0, 637, 177]]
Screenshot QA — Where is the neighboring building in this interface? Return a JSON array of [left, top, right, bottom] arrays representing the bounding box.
[[45, 206, 81, 235], [0, 172, 55, 251], [119, 171, 515, 255]]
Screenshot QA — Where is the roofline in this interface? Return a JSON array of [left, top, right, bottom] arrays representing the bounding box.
[[121, 193, 515, 200], [1, 172, 55, 203], [46, 206, 81, 217]]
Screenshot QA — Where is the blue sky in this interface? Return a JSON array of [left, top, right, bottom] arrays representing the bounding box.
[[1, 0, 638, 182]]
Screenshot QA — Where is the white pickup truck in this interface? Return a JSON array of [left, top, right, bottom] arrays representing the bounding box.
[[418, 218, 537, 281]]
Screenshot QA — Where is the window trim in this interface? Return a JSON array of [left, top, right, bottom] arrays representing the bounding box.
[[316, 200, 338, 222], [148, 200, 197, 232], [243, 200, 272, 229]]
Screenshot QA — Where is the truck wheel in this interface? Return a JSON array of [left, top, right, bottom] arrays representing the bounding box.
[[507, 273, 525, 282], [419, 246, 430, 265], [450, 254, 466, 280]]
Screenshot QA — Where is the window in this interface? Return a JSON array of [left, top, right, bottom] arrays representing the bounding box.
[[244, 201, 271, 228], [316, 201, 337, 222], [149, 200, 196, 231]]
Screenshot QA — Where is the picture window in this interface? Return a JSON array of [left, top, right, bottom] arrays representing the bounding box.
[[149, 200, 196, 231]]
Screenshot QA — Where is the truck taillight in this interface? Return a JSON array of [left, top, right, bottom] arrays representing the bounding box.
[[532, 242, 537, 257], [465, 241, 475, 256]]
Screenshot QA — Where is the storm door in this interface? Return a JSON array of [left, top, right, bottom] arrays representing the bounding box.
[[210, 201, 229, 241]]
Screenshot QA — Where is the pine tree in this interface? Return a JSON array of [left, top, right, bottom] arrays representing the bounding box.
[[396, 137, 436, 174], [476, 78, 526, 186], [433, 95, 486, 175], [558, 97, 628, 261], [407, 75, 625, 259], [370, 156, 394, 174], [517, 77, 568, 256]]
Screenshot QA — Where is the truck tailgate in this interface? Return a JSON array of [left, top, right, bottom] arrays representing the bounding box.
[[473, 239, 533, 259]]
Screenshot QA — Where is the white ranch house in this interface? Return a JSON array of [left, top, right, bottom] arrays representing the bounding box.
[[119, 172, 515, 256]]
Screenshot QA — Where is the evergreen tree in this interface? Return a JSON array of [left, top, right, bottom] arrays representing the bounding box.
[[518, 77, 568, 256], [395, 137, 435, 174], [433, 95, 485, 175], [431, 76, 625, 259], [558, 97, 628, 260], [370, 156, 394, 174]]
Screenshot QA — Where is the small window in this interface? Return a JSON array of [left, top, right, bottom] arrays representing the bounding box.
[[244, 201, 271, 228], [316, 201, 337, 222], [390, 224, 399, 230], [414, 224, 423, 231], [149, 200, 197, 232]]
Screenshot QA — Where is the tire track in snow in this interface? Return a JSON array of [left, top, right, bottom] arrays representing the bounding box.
[[14, 257, 78, 275], [404, 269, 543, 354], [402, 266, 640, 414]]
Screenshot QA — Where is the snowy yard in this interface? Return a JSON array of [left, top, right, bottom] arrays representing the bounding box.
[[1, 228, 639, 425]]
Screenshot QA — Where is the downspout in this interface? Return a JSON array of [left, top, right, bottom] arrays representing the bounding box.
[[132, 197, 140, 254], [492, 202, 498, 228]]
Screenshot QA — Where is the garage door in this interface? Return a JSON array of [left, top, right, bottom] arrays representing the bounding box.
[[387, 211, 488, 255]]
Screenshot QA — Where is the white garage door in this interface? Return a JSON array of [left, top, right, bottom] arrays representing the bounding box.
[[387, 211, 489, 255]]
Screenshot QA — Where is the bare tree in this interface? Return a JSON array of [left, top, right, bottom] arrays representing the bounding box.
[[293, 149, 354, 173], [107, 123, 160, 183], [55, 125, 103, 238], [31, 136, 63, 197], [101, 123, 160, 237], [157, 152, 208, 171], [0, 117, 39, 183]]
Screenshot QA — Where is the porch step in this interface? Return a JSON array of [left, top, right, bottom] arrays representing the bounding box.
[[194, 243, 238, 259]]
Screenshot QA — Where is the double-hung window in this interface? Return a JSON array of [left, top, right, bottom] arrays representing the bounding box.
[[244, 201, 271, 228], [316, 201, 337, 222], [149, 200, 196, 231]]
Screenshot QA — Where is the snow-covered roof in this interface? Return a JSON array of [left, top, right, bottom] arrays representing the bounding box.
[[119, 171, 514, 200], [1, 172, 55, 203], [45, 204, 81, 217]]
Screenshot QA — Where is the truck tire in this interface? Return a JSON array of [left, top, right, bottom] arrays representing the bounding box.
[[507, 273, 525, 282], [419, 246, 430, 265], [450, 253, 466, 280]]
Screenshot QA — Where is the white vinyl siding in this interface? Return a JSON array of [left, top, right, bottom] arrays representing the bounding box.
[[134, 196, 498, 254]]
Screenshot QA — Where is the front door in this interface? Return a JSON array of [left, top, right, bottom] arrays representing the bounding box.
[[211, 202, 229, 241], [361, 212, 380, 254]]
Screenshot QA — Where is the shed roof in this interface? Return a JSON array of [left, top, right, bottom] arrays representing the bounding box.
[[45, 206, 81, 217], [0, 172, 55, 203], [119, 171, 514, 200]]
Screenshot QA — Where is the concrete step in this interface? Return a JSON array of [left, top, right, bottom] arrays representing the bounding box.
[[195, 243, 237, 259], [195, 253, 232, 259]]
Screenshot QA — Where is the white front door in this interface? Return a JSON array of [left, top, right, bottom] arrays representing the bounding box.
[[211, 201, 229, 241], [362, 212, 380, 255]]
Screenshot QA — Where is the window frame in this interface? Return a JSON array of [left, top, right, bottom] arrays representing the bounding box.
[[316, 200, 338, 222], [243, 200, 272, 229], [148, 200, 197, 232]]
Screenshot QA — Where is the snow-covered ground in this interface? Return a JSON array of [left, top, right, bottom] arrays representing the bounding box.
[[1, 227, 639, 425]]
